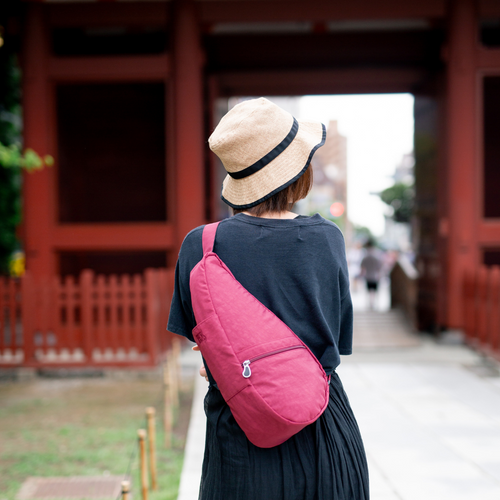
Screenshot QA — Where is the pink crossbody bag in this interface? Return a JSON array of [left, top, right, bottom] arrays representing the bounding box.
[[189, 222, 329, 448]]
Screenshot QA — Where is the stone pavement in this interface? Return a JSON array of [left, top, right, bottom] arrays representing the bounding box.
[[16, 476, 124, 499], [176, 281, 500, 500], [339, 348, 500, 500], [177, 353, 207, 500]]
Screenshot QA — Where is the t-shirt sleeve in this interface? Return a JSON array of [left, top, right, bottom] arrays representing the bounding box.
[[338, 292, 353, 355], [167, 227, 204, 342], [325, 221, 353, 355]]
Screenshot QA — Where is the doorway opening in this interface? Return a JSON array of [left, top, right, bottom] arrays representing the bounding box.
[[212, 94, 416, 317]]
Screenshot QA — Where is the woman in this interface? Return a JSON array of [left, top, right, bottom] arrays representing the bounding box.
[[168, 98, 369, 500]]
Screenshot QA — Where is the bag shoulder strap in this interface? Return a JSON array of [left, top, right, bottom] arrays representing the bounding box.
[[202, 222, 220, 254]]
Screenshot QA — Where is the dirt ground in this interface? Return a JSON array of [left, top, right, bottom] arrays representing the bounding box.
[[0, 370, 194, 500]]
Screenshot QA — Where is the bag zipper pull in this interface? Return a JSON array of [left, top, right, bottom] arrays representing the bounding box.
[[242, 360, 251, 378]]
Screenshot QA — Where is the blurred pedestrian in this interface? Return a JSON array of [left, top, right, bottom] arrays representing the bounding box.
[[360, 239, 384, 310], [168, 98, 369, 500], [347, 241, 363, 292]]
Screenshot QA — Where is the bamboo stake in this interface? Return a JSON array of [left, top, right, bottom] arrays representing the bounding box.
[[138, 429, 149, 500], [163, 361, 173, 448], [121, 481, 130, 500], [168, 349, 179, 409], [146, 407, 158, 490], [172, 337, 182, 390]]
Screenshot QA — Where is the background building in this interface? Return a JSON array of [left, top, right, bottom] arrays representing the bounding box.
[[304, 120, 348, 222], [380, 153, 415, 253]]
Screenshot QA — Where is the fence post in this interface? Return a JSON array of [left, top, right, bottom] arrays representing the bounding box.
[[7, 278, 17, 353], [80, 270, 94, 364], [109, 274, 119, 356], [0, 277, 4, 356], [172, 337, 182, 390], [477, 267, 488, 346], [64, 275, 77, 355], [146, 407, 158, 490], [158, 269, 169, 354], [166, 269, 176, 352], [138, 429, 149, 500], [163, 361, 173, 448], [463, 269, 476, 340], [491, 266, 500, 354], [39, 276, 50, 356], [169, 347, 180, 408], [145, 269, 160, 366], [21, 272, 35, 364], [121, 480, 130, 500], [122, 274, 131, 355]]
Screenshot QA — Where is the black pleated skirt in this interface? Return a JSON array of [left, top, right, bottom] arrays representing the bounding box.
[[199, 372, 369, 500]]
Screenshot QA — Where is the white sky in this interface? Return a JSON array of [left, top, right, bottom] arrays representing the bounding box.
[[298, 94, 414, 236]]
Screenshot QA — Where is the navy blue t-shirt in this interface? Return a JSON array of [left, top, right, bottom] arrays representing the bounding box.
[[167, 213, 353, 377]]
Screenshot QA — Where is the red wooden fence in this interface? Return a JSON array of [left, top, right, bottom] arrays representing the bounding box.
[[463, 265, 500, 360], [0, 268, 175, 368]]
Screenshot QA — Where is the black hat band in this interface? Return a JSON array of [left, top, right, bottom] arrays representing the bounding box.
[[227, 118, 299, 180]]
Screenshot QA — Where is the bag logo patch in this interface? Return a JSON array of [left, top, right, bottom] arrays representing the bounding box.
[[195, 331, 207, 344]]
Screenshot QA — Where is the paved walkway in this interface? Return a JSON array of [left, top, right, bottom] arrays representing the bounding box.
[[177, 282, 500, 500]]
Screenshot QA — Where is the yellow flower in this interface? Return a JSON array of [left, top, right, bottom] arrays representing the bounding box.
[[9, 251, 25, 277]]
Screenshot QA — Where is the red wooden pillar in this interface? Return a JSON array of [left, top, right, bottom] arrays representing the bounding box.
[[22, 5, 55, 279], [173, 0, 205, 247], [445, 0, 478, 327], [207, 75, 220, 221]]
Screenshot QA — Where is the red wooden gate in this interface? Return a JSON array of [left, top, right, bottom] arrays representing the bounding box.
[[0, 268, 175, 368], [462, 266, 500, 360]]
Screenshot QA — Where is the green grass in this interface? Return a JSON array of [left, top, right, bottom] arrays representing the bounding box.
[[0, 375, 194, 500]]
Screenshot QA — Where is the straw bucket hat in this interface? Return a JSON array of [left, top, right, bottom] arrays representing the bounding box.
[[209, 98, 326, 209]]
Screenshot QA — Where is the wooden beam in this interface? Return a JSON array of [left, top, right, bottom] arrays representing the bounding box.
[[480, 0, 500, 16], [48, 55, 170, 82], [204, 30, 442, 74], [478, 49, 500, 70], [478, 222, 500, 245], [215, 68, 429, 96], [199, 0, 446, 24], [47, 2, 169, 27], [53, 224, 174, 251]]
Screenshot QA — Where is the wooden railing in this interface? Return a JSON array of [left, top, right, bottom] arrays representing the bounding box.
[[463, 266, 500, 360], [0, 268, 175, 368], [390, 255, 419, 329]]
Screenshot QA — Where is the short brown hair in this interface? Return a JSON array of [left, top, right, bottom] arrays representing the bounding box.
[[233, 166, 313, 217]]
